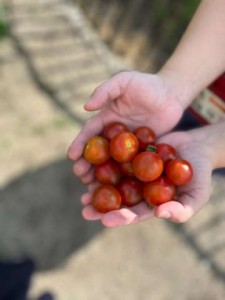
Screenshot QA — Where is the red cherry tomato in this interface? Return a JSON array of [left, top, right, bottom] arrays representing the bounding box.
[[119, 161, 134, 177], [83, 136, 110, 165], [165, 159, 193, 186], [102, 122, 129, 141], [117, 177, 143, 207], [110, 131, 139, 163], [94, 159, 121, 185], [143, 176, 175, 206], [156, 143, 177, 163], [134, 126, 156, 150], [92, 185, 121, 213], [132, 151, 163, 182]]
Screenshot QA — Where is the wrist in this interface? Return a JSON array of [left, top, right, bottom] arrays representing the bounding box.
[[190, 122, 225, 170], [158, 65, 199, 110]]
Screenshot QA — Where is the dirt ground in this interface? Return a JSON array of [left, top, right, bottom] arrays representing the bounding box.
[[0, 1, 225, 300]]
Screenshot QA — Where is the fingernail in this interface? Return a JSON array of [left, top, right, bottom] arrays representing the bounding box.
[[158, 211, 171, 219]]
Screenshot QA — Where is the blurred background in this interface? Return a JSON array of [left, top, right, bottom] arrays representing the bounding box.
[[0, 0, 225, 299]]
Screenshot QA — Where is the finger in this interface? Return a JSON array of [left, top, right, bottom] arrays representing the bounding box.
[[154, 200, 191, 223], [72, 158, 92, 177], [101, 201, 154, 228], [67, 117, 104, 160], [82, 205, 102, 220], [81, 182, 100, 205], [81, 192, 92, 205], [80, 168, 95, 184], [87, 182, 100, 192], [84, 71, 131, 111]]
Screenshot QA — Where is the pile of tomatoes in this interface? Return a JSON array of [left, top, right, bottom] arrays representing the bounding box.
[[83, 122, 193, 213]]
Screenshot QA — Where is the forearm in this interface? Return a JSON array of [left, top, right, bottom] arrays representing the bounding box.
[[190, 121, 225, 169], [160, 0, 225, 108]]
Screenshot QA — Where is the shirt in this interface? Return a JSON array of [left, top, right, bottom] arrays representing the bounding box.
[[189, 74, 225, 124]]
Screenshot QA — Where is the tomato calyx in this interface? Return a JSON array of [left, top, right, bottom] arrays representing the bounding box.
[[145, 145, 157, 153]]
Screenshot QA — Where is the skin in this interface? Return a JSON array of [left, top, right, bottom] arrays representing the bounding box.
[[161, 0, 225, 100], [68, 0, 225, 227]]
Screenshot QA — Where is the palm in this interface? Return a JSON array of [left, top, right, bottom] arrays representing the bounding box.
[[81, 131, 212, 227]]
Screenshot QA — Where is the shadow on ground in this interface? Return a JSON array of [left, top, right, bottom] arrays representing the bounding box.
[[1, 159, 225, 287], [0, 159, 103, 270]]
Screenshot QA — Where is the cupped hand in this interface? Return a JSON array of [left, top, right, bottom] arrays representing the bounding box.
[[68, 70, 186, 183], [80, 130, 213, 227]]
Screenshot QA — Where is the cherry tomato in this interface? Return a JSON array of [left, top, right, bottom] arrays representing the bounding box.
[[134, 126, 156, 150], [165, 159, 193, 186], [132, 151, 163, 182], [119, 161, 134, 177], [92, 184, 121, 213], [156, 143, 176, 163], [83, 136, 110, 165], [94, 159, 122, 185], [143, 176, 175, 206], [110, 131, 139, 163], [117, 177, 143, 207], [102, 122, 129, 141]]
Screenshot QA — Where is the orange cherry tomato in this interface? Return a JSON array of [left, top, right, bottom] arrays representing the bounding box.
[[94, 159, 122, 185], [102, 122, 129, 141], [84, 136, 110, 165], [132, 151, 163, 182], [92, 185, 121, 213], [165, 159, 193, 186], [134, 126, 156, 150], [110, 131, 139, 163], [143, 176, 175, 206]]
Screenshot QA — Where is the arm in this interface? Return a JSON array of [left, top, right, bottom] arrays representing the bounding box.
[[160, 0, 225, 108], [68, 0, 225, 227]]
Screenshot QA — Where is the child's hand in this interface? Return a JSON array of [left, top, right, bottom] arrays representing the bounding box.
[[67, 71, 189, 184], [80, 130, 213, 227]]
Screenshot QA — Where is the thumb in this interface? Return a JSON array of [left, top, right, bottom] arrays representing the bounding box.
[[84, 71, 130, 111]]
